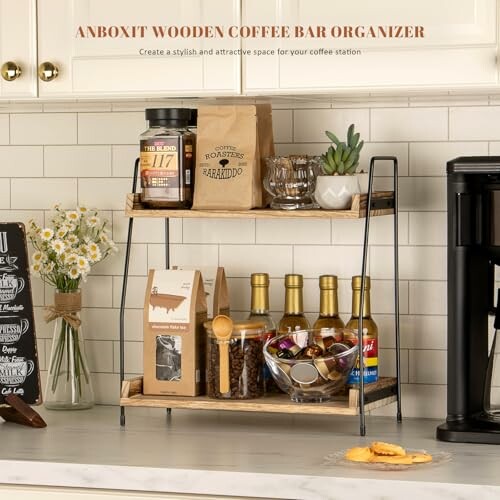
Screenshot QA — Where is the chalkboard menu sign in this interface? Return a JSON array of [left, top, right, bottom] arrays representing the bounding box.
[[0, 223, 41, 406]]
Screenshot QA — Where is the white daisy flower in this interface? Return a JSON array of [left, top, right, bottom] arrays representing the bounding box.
[[87, 243, 99, 253], [68, 267, 81, 279], [77, 206, 88, 214], [66, 234, 78, 246], [30, 263, 41, 275], [66, 211, 80, 222], [100, 233, 109, 243], [40, 228, 54, 241], [77, 256, 89, 270], [56, 227, 68, 239], [89, 248, 102, 263], [43, 261, 55, 273], [32, 251, 44, 262], [67, 253, 78, 265], [88, 215, 100, 227], [50, 239, 65, 255]]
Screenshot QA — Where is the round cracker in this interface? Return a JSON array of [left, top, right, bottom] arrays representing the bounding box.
[[370, 441, 406, 457], [345, 447, 374, 463]]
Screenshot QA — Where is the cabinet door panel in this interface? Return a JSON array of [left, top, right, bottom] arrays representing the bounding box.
[[244, 0, 498, 92], [0, 0, 37, 98], [38, 0, 240, 97]]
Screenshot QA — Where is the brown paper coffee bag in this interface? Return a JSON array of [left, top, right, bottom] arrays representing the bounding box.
[[193, 104, 274, 209], [143, 269, 207, 396], [173, 266, 230, 319]]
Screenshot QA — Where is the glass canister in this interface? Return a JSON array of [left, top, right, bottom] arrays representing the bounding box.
[[206, 320, 265, 399]]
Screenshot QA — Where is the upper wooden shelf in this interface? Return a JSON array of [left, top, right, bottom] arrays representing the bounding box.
[[125, 192, 395, 219]]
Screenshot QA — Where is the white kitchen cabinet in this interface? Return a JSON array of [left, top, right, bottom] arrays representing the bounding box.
[[37, 0, 241, 97], [243, 0, 499, 93], [0, 0, 37, 98]]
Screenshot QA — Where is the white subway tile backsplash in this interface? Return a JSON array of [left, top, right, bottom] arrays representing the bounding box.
[[112, 213, 182, 244], [78, 112, 145, 144], [361, 143, 409, 176], [113, 341, 143, 374], [11, 178, 77, 209], [82, 276, 113, 308], [170, 244, 219, 268], [112, 276, 148, 309], [0, 115, 8, 144], [80, 308, 119, 341], [409, 212, 447, 246], [371, 108, 448, 142], [332, 213, 409, 246], [0, 146, 43, 177], [371, 246, 446, 280], [0, 209, 44, 226], [45, 146, 111, 177], [409, 350, 447, 385], [220, 245, 292, 278], [293, 109, 370, 143], [409, 142, 488, 176], [10, 113, 76, 145], [124, 309, 144, 342], [371, 280, 409, 315], [85, 340, 114, 373], [92, 243, 147, 276], [112, 145, 137, 177], [450, 106, 500, 140], [147, 244, 167, 270], [0, 179, 10, 208], [256, 219, 330, 245], [294, 245, 364, 279], [379, 348, 409, 383], [272, 110, 293, 143], [409, 281, 447, 315], [227, 277, 284, 313], [78, 178, 131, 210], [183, 218, 255, 244], [399, 177, 447, 211]]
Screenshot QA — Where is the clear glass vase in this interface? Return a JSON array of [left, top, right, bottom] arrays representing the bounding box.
[[45, 289, 94, 410]]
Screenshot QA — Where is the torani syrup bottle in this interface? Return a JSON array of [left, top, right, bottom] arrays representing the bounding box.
[[278, 274, 310, 334], [313, 275, 345, 338], [345, 276, 378, 385]]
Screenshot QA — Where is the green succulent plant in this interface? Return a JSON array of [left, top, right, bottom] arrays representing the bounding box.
[[321, 124, 364, 175]]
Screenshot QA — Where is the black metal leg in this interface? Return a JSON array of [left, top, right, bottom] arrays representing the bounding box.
[[393, 161, 402, 423], [164, 219, 170, 269], [120, 159, 140, 427], [166, 408, 172, 415]]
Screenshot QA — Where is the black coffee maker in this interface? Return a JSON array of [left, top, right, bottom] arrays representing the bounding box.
[[437, 157, 500, 444]]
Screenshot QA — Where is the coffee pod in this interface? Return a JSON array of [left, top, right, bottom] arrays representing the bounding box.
[[314, 336, 335, 352], [327, 343, 353, 372], [268, 360, 292, 386], [302, 344, 323, 358], [290, 362, 319, 385], [277, 338, 301, 357], [277, 349, 294, 359], [314, 357, 339, 381]]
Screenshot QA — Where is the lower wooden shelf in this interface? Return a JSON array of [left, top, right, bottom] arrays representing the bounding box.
[[120, 376, 397, 416]]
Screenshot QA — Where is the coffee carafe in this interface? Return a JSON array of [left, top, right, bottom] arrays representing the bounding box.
[[437, 156, 500, 444]]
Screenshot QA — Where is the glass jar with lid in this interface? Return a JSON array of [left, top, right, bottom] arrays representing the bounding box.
[[206, 319, 265, 399], [139, 108, 195, 208]]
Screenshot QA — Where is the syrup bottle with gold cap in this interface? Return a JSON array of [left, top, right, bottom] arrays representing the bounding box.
[[247, 273, 280, 393], [278, 274, 310, 334], [345, 276, 378, 385], [313, 275, 345, 339]]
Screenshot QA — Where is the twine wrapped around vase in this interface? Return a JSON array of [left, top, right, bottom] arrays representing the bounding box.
[[44, 290, 82, 330]]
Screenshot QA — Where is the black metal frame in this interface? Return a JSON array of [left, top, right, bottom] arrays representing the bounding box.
[[119, 156, 401, 436]]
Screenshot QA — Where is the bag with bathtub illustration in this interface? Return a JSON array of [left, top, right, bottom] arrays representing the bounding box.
[[193, 104, 274, 209]]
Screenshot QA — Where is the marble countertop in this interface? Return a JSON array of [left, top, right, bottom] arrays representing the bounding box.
[[1, 406, 499, 499]]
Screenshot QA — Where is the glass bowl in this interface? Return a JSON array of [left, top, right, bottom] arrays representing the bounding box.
[[263, 329, 358, 403]]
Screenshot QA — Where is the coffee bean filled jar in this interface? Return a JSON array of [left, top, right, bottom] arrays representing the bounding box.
[[206, 320, 265, 399]]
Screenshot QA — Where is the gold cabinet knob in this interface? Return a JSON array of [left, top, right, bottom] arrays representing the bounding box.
[[1, 61, 22, 81], [38, 61, 59, 82]]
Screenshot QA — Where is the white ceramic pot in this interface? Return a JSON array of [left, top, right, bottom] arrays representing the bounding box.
[[314, 175, 360, 210], [356, 172, 369, 194]]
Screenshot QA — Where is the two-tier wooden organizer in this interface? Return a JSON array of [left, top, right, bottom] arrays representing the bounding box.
[[119, 157, 402, 436]]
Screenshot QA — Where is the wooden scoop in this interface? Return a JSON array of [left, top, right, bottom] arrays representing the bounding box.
[[212, 314, 233, 394]]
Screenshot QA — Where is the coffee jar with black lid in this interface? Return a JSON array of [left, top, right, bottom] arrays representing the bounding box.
[[139, 108, 195, 208]]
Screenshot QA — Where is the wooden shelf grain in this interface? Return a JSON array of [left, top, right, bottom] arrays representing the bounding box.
[[120, 376, 397, 416], [125, 192, 395, 219]]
